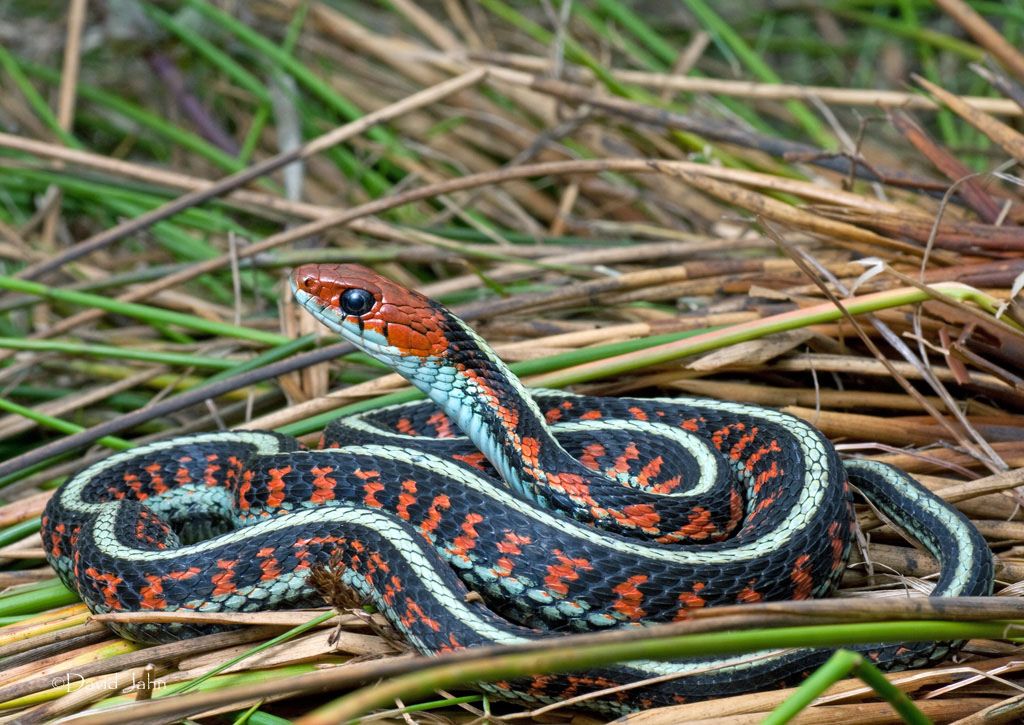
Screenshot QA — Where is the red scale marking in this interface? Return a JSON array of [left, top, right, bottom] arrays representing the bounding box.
[[396, 479, 418, 520], [635, 455, 664, 488], [737, 581, 763, 603], [656, 507, 716, 543], [610, 442, 640, 476], [383, 573, 403, 605], [452, 452, 487, 470], [400, 600, 441, 632], [648, 475, 683, 495], [257, 546, 282, 581], [447, 512, 484, 563], [364, 551, 391, 589], [612, 503, 661, 532], [549, 472, 597, 509], [628, 406, 648, 421], [264, 466, 292, 509], [48, 522, 65, 557], [754, 460, 781, 493], [212, 559, 238, 596], [237, 470, 254, 511], [457, 364, 520, 435], [519, 437, 541, 473], [560, 673, 622, 700], [144, 463, 169, 495], [124, 473, 145, 499], [203, 453, 221, 486], [579, 409, 602, 420], [729, 426, 759, 461], [135, 518, 165, 548], [292, 534, 348, 570], [224, 456, 242, 487], [496, 531, 531, 555], [673, 582, 707, 618], [310, 465, 337, 504], [543, 549, 593, 596], [828, 521, 847, 573], [612, 574, 649, 620], [395, 418, 417, 436], [745, 440, 782, 473], [139, 576, 167, 610], [727, 488, 745, 531], [140, 567, 201, 609], [368, 551, 390, 574], [84, 567, 124, 610], [528, 674, 555, 697], [578, 443, 606, 471], [419, 495, 451, 539], [355, 469, 383, 508], [790, 553, 814, 600], [751, 492, 779, 519], [425, 411, 453, 438]]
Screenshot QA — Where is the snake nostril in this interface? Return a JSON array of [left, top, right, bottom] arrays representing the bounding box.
[[301, 274, 319, 294]]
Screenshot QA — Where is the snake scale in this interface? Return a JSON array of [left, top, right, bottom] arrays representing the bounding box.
[[42, 263, 994, 714]]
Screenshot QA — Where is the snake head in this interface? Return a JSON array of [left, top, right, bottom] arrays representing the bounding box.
[[292, 264, 452, 362]]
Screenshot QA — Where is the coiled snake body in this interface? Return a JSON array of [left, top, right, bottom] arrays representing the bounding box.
[[43, 264, 994, 712]]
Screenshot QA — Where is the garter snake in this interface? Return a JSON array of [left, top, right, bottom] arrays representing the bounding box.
[[42, 263, 994, 713]]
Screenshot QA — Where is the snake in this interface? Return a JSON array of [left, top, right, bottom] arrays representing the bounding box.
[[42, 263, 994, 713]]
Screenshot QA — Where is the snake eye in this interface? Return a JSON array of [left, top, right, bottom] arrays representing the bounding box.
[[339, 288, 375, 317]]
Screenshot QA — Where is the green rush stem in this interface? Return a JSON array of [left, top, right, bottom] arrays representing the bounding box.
[[0, 616, 31, 626], [834, 8, 986, 60], [21, 61, 243, 173], [185, 0, 394, 150], [274, 326, 717, 437], [478, 0, 736, 162], [0, 578, 78, 618], [0, 517, 41, 549], [850, 655, 932, 725], [0, 453, 76, 490], [278, 282, 1006, 436], [233, 707, 293, 725], [299, 620, 1015, 724], [764, 649, 928, 725], [0, 398, 131, 450], [0, 276, 288, 346], [585, 0, 771, 133], [680, 0, 833, 149], [396, 694, 481, 715], [94, 664, 318, 709], [531, 283, 1010, 388], [143, 5, 271, 103], [0, 47, 79, 148], [204, 335, 315, 384], [477, 0, 626, 96], [896, 0, 959, 148], [0, 338, 239, 370], [240, 4, 308, 164], [165, 611, 337, 696]]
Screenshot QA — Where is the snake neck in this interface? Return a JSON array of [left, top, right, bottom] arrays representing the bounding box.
[[400, 307, 587, 501]]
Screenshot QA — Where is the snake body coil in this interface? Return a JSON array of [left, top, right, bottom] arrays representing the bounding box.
[[42, 264, 994, 712]]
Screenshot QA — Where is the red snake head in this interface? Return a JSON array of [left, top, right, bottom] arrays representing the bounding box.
[[292, 264, 452, 360]]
